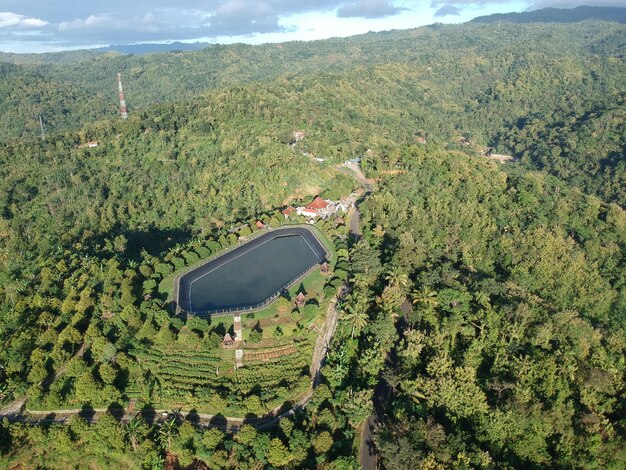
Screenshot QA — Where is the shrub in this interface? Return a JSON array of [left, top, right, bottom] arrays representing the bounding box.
[[155, 262, 173, 276], [183, 250, 200, 265], [138, 265, 153, 278], [249, 329, 263, 343], [171, 256, 185, 271], [195, 246, 210, 258]]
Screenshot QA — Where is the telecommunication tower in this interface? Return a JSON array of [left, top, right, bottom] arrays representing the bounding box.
[[116, 72, 128, 119]]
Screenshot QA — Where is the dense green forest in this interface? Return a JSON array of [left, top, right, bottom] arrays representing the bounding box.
[[2, 18, 624, 206], [1, 8, 625, 469], [359, 147, 626, 468]]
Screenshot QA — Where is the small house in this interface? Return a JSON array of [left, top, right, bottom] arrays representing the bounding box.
[[87, 141, 99, 148], [256, 220, 266, 229], [295, 292, 307, 308], [282, 206, 296, 219], [223, 333, 235, 346], [320, 262, 330, 275]]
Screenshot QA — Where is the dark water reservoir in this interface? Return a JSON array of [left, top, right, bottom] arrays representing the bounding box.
[[177, 227, 327, 314]]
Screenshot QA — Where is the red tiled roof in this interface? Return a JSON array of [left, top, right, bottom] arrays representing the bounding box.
[[282, 206, 296, 216], [306, 196, 329, 210], [256, 220, 265, 228]]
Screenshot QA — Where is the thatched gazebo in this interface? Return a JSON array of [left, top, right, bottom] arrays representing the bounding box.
[[294, 292, 307, 308], [222, 333, 234, 347], [320, 262, 330, 275]]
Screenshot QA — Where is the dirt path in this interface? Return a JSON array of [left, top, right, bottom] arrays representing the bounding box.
[[338, 163, 373, 191], [0, 397, 26, 416], [0, 342, 87, 418], [310, 284, 348, 386]]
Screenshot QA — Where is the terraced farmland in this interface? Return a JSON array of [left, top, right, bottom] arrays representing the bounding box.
[[131, 339, 313, 415]]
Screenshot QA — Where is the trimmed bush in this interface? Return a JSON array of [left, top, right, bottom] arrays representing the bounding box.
[[171, 256, 185, 271], [323, 285, 337, 298], [183, 251, 200, 265], [195, 246, 210, 258], [207, 240, 221, 253], [155, 262, 173, 276]]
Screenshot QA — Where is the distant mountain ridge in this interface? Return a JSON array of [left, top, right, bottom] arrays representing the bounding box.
[[96, 41, 210, 55], [472, 5, 626, 24]]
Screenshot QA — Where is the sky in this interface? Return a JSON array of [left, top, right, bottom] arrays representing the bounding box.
[[0, 0, 622, 53]]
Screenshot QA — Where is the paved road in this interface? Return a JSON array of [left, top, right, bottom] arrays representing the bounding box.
[[349, 207, 361, 240], [359, 415, 378, 470], [341, 161, 388, 470]]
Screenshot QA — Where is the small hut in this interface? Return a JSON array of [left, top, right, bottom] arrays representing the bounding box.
[[320, 262, 330, 275], [222, 333, 234, 347], [295, 292, 307, 308], [282, 206, 296, 219], [256, 220, 266, 229]]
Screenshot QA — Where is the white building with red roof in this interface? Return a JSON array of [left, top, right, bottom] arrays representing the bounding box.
[[296, 196, 344, 219]]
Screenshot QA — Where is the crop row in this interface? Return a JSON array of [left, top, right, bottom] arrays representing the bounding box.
[[136, 348, 222, 362]]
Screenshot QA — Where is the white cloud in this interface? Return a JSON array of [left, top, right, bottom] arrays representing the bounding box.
[[0, 11, 48, 28], [337, 0, 405, 18]]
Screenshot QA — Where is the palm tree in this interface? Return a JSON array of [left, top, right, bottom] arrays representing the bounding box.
[[158, 416, 178, 451], [380, 299, 400, 324], [473, 291, 491, 309], [125, 414, 147, 451], [384, 267, 409, 289], [411, 286, 438, 308], [351, 273, 371, 292], [343, 297, 370, 338]]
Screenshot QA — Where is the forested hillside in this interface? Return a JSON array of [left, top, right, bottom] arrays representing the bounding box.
[[356, 147, 626, 468], [1, 18, 624, 206], [0, 9, 625, 469]]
